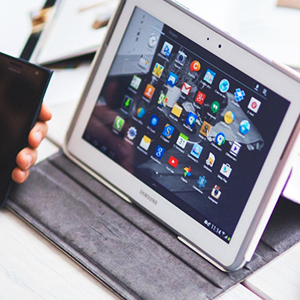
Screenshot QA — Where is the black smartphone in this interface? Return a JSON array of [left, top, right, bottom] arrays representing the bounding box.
[[0, 52, 52, 207]]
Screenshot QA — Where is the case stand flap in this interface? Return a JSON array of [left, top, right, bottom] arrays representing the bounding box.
[[7, 152, 300, 300]]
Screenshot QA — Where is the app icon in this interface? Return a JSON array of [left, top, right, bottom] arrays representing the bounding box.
[[144, 84, 155, 100], [152, 63, 164, 78], [220, 163, 232, 178], [215, 132, 226, 146], [139, 135, 151, 151], [203, 69, 216, 84], [155, 145, 165, 159], [148, 33, 158, 48], [239, 120, 250, 135], [219, 79, 230, 93], [166, 72, 178, 87], [127, 126, 137, 140], [195, 91, 206, 105], [234, 88, 245, 102], [122, 95, 133, 111], [186, 112, 197, 128], [183, 166, 192, 178], [197, 176, 207, 189], [190, 60, 201, 72], [171, 103, 183, 117], [248, 97, 261, 113], [162, 124, 174, 139], [150, 114, 159, 128], [224, 111, 235, 124], [253, 83, 261, 92], [230, 141, 241, 156], [176, 51, 187, 65], [206, 152, 215, 167], [130, 75, 142, 90], [211, 185, 221, 199], [176, 133, 189, 149], [200, 121, 212, 137], [138, 55, 150, 69], [262, 88, 268, 97], [181, 82, 192, 95], [168, 156, 178, 168], [211, 101, 220, 114], [157, 93, 168, 107], [190, 143, 203, 159], [113, 116, 125, 132], [137, 107, 146, 118], [161, 41, 173, 57]]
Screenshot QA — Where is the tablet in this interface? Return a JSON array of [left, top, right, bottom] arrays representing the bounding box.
[[64, 0, 300, 271]]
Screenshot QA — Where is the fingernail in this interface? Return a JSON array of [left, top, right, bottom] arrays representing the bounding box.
[[26, 155, 33, 168], [35, 131, 43, 144]]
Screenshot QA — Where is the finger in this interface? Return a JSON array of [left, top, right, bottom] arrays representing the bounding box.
[[38, 104, 52, 122], [16, 148, 37, 171], [11, 168, 30, 184], [28, 121, 48, 149]]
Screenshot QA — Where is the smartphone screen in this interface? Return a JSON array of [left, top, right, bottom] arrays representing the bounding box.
[[0, 52, 52, 206]]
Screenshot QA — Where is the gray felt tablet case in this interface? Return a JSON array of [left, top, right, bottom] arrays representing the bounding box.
[[6, 152, 300, 300], [10, 0, 300, 298]]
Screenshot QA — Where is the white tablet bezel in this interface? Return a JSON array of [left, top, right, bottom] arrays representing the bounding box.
[[64, 0, 300, 270]]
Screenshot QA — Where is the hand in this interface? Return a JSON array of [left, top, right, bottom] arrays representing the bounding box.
[[11, 104, 52, 183]]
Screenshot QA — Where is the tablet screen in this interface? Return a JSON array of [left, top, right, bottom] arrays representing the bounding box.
[[82, 7, 289, 243]]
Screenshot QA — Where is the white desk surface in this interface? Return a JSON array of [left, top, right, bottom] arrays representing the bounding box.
[[0, 0, 300, 299]]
